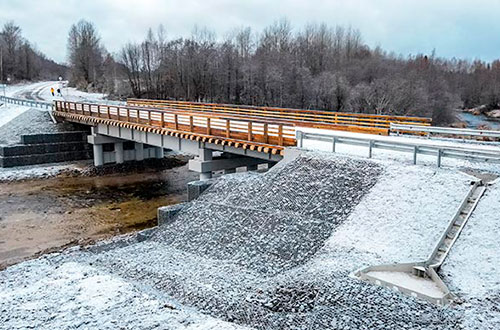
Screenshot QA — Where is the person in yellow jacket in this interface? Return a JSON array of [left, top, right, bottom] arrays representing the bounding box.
[[50, 87, 55, 96]]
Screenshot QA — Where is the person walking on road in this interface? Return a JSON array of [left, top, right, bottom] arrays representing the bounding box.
[[50, 87, 55, 96]]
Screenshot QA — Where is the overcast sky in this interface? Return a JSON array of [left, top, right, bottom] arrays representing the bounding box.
[[1, 0, 499, 64]]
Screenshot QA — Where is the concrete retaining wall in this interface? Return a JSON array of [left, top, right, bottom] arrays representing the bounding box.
[[21, 132, 88, 144], [0, 131, 92, 168]]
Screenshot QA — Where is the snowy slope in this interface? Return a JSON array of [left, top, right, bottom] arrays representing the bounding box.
[[0, 105, 30, 128], [299, 127, 500, 174]]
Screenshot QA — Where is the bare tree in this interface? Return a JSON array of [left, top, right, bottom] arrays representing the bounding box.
[[113, 20, 500, 125], [67, 20, 104, 90]]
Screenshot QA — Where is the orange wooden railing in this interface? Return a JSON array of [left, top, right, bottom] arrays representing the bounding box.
[[53, 101, 297, 148], [127, 99, 432, 130]]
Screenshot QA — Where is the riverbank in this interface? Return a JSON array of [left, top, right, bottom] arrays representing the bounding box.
[[0, 157, 198, 270]]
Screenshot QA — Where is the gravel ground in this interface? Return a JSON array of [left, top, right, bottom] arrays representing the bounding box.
[[0, 151, 497, 329], [0, 256, 248, 330], [0, 108, 80, 145], [155, 154, 382, 275]]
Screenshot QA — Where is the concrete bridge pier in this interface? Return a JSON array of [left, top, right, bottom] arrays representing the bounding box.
[[155, 147, 165, 159], [198, 148, 213, 180], [92, 144, 104, 166], [247, 164, 259, 171], [115, 142, 124, 164], [88, 129, 161, 166], [135, 143, 144, 161], [189, 148, 274, 180]]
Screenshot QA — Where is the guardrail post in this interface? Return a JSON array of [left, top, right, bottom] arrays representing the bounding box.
[[437, 149, 442, 167], [413, 146, 418, 165], [368, 140, 374, 158], [332, 137, 336, 152], [295, 131, 303, 148]]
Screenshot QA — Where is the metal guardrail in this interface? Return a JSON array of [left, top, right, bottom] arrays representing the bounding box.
[[296, 130, 500, 167], [0, 95, 52, 110], [390, 123, 500, 139]]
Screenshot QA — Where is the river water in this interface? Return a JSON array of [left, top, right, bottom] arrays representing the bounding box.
[[0, 164, 198, 269], [456, 112, 500, 130]]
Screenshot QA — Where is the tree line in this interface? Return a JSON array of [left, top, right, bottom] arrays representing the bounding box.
[[0, 22, 66, 83], [3, 19, 500, 125], [71, 19, 499, 125]]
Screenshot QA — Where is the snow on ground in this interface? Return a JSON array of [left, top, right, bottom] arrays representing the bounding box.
[[440, 182, 500, 329], [443, 182, 500, 297], [0, 257, 248, 330], [0, 160, 89, 182], [321, 161, 471, 264], [0, 104, 30, 128], [5, 80, 106, 102], [0, 80, 106, 135], [299, 127, 500, 175]]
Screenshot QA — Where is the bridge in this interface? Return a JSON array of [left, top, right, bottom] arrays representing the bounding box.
[[52, 100, 431, 179]]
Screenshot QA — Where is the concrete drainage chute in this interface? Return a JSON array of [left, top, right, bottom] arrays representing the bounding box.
[[354, 179, 487, 306]]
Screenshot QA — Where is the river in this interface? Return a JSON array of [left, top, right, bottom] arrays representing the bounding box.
[[0, 163, 198, 269], [456, 111, 500, 130]]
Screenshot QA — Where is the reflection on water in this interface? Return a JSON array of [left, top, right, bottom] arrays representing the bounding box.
[[456, 112, 500, 130]]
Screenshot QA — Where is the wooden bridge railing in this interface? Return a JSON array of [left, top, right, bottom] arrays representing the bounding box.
[[53, 101, 297, 150], [127, 98, 432, 130]]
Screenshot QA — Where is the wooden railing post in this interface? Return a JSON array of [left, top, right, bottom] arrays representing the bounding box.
[[160, 112, 164, 128], [148, 110, 151, 125], [127, 108, 130, 122], [206, 117, 211, 135], [136, 110, 140, 123], [226, 119, 231, 138], [263, 123, 268, 143], [189, 116, 194, 132], [248, 122, 253, 141], [107, 106, 111, 119], [278, 124, 283, 145], [174, 114, 178, 130]]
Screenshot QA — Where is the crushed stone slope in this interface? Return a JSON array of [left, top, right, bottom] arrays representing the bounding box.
[[153, 154, 382, 274]]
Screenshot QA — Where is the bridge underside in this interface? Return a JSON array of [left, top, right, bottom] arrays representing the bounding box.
[[88, 123, 281, 179]]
